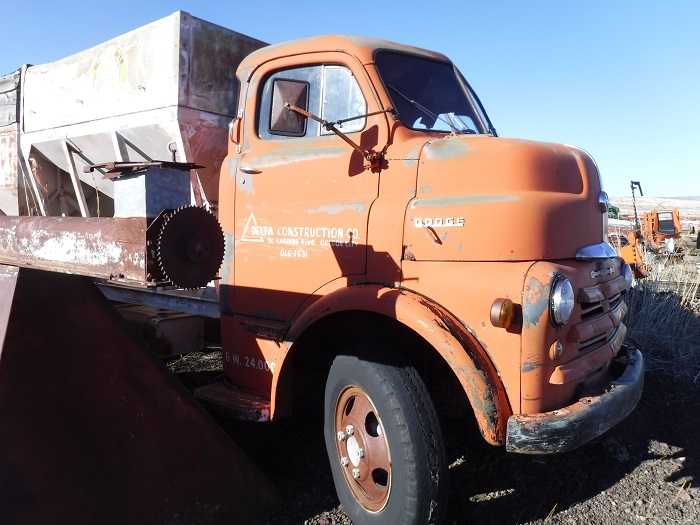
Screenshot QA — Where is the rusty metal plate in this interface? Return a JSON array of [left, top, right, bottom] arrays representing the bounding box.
[[0, 266, 280, 523], [0, 216, 149, 283]]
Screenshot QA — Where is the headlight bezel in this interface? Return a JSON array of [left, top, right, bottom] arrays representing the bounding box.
[[550, 275, 575, 327]]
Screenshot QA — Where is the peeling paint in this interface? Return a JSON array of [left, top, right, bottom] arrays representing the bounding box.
[[237, 172, 254, 196], [523, 276, 550, 328], [521, 356, 544, 373], [220, 232, 236, 282], [234, 159, 255, 196], [422, 136, 471, 160], [33, 232, 126, 267], [251, 147, 345, 168], [411, 294, 508, 444], [0, 212, 221, 288], [0, 217, 149, 283], [507, 348, 644, 453], [226, 158, 239, 180], [307, 203, 366, 215], [405, 143, 424, 159], [410, 194, 518, 209]]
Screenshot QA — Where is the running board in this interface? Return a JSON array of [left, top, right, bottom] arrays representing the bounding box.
[[196, 381, 272, 422]]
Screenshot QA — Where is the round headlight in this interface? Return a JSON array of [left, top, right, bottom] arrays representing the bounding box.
[[550, 276, 575, 326], [621, 262, 634, 290]]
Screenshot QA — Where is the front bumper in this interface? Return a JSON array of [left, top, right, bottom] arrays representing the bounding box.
[[505, 345, 644, 454]]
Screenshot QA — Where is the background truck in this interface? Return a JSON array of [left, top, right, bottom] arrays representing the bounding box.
[[0, 11, 644, 525], [608, 181, 685, 278]]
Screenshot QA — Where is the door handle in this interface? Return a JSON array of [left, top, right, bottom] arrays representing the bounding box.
[[239, 166, 262, 174]]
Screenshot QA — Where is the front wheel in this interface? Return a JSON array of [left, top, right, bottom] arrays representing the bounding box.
[[324, 348, 447, 525]]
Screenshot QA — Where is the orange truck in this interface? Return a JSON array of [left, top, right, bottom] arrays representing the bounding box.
[[208, 34, 644, 524], [0, 12, 643, 525], [642, 209, 682, 248]]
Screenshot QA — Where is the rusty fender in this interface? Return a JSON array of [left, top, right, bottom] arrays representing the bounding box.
[[506, 345, 644, 454], [284, 284, 511, 445]]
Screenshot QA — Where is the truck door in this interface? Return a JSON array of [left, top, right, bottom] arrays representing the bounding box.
[[233, 58, 384, 322]]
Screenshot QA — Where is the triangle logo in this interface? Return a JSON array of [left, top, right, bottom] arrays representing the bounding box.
[[241, 212, 265, 242]]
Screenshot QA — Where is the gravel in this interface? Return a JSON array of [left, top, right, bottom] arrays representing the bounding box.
[[172, 361, 700, 524]]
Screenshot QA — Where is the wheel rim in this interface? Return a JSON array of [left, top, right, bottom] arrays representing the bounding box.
[[334, 386, 391, 512]]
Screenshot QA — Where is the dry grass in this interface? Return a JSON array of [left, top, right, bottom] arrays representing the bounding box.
[[624, 239, 700, 383], [166, 349, 223, 374]]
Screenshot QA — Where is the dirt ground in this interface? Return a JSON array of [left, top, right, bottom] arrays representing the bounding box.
[[174, 364, 700, 525]]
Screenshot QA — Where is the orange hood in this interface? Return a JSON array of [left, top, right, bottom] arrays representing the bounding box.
[[403, 135, 604, 262]]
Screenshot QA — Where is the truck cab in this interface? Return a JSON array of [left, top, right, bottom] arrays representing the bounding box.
[[211, 35, 643, 524]]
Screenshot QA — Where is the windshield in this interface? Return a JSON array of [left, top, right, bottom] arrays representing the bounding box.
[[374, 50, 494, 135]]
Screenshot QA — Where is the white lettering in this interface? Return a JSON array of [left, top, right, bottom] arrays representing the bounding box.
[[590, 267, 616, 278], [280, 248, 309, 258], [251, 225, 274, 236], [414, 217, 465, 228], [238, 356, 276, 373], [224, 352, 240, 364]]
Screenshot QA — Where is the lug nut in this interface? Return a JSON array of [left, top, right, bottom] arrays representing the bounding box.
[[357, 448, 365, 458], [352, 468, 361, 479], [340, 457, 349, 467], [337, 431, 346, 442], [346, 424, 354, 436]]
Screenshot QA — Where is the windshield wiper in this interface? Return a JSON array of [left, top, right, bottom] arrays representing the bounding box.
[[387, 84, 461, 133]]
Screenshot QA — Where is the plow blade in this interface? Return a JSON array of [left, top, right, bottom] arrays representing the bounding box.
[[0, 265, 280, 524]]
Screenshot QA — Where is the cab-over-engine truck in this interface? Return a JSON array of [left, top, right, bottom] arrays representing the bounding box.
[[0, 12, 643, 525]]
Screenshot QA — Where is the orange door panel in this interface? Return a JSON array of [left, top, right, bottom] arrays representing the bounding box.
[[233, 56, 387, 322]]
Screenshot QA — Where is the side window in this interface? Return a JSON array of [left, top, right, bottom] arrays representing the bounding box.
[[258, 64, 366, 140], [320, 66, 366, 135]]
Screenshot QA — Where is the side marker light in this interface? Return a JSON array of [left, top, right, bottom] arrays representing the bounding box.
[[490, 298, 515, 329]]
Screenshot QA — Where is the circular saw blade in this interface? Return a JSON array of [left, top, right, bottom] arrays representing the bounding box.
[[156, 206, 225, 289]]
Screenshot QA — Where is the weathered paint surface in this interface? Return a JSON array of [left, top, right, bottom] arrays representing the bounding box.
[[282, 284, 512, 445], [507, 345, 644, 453], [215, 33, 640, 454], [405, 135, 600, 263], [246, 147, 346, 169], [422, 136, 471, 160], [0, 216, 148, 283], [519, 260, 633, 416], [522, 275, 551, 328], [0, 209, 223, 288], [308, 202, 367, 215], [0, 19, 646, 523], [2, 12, 266, 216], [0, 127, 20, 215], [410, 194, 518, 208]]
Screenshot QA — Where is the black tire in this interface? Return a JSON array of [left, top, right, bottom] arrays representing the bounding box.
[[324, 346, 447, 525]]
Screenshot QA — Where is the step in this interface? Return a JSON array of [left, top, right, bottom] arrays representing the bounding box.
[[195, 381, 271, 422]]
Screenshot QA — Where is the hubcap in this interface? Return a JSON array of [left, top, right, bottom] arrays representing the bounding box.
[[334, 386, 391, 512]]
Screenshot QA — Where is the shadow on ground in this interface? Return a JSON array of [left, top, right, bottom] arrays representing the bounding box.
[[172, 366, 700, 524], [443, 372, 700, 524]]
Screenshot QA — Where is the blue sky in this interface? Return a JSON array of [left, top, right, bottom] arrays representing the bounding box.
[[2, 1, 698, 198]]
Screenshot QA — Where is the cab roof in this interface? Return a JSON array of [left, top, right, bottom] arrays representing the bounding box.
[[238, 34, 451, 71]]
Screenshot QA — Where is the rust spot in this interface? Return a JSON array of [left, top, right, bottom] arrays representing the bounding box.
[[523, 276, 550, 328], [521, 356, 544, 373]]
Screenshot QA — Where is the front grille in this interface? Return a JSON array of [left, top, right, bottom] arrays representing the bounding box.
[[567, 274, 628, 355], [579, 301, 604, 320]]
